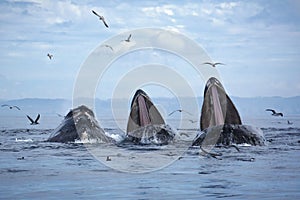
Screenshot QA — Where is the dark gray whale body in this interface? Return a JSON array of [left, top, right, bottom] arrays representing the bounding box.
[[193, 77, 266, 146], [192, 124, 266, 146], [47, 105, 114, 143], [125, 89, 175, 145]]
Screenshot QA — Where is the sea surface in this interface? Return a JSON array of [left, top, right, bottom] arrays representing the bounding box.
[[0, 115, 299, 199]]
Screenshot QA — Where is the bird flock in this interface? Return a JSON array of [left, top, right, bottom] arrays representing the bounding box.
[[46, 9, 227, 70], [6, 9, 293, 127]]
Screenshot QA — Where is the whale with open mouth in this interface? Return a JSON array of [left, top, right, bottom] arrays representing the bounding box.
[[47, 105, 115, 143], [125, 89, 175, 145], [192, 77, 266, 146]]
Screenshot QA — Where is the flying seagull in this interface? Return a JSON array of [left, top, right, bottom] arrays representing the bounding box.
[[47, 53, 53, 60], [92, 10, 109, 28], [265, 109, 283, 117], [102, 44, 114, 51], [56, 113, 64, 118], [27, 114, 40, 125], [203, 62, 225, 67], [122, 34, 132, 42], [1, 104, 20, 110], [189, 119, 197, 123], [168, 109, 192, 116]]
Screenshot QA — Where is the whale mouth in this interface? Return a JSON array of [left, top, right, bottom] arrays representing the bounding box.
[[137, 94, 151, 126]]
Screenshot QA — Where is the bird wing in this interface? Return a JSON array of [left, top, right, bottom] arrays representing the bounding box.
[[108, 46, 113, 51], [182, 110, 193, 115], [92, 10, 101, 17], [27, 115, 35, 123], [56, 113, 64, 117], [35, 114, 40, 123], [1, 104, 9, 107], [168, 110, 178, 116], [215, 62, 225, 65], [203, 62, 213, 66], [127, 34, 132, 40], [102, 19, 109, 28], [266, 109, 276, 114], [103, 45, 112, 50], [13, 106, 21, 110]]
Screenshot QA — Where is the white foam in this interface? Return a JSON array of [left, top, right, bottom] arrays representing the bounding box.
[[105, 132, 124, 142], [15, 138, 33, 142], [238, 143, 252, 147], [74, 138, 99, 144]]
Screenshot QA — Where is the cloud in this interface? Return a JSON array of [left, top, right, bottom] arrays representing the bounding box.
[[0, 0, 299, 98], [142, 5, 175, 17]]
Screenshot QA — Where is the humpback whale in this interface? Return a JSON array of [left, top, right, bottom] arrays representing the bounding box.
[[126, 89, 175, 145], [200, 77, 241, 130], [47, 105, 114, 143], [193, 77, 266, 146]]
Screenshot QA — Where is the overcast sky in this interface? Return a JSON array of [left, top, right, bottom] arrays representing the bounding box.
[[0, 0, 299, 100]]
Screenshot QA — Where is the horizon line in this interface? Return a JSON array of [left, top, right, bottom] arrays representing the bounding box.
[[1, 95, 300, 102]]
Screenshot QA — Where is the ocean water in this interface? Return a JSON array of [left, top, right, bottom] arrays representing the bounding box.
[[0, 115, 299, 199]]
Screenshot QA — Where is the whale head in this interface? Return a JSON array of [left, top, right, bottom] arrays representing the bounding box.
[[200, 77, 241, 131], [48, 105, 114, 143], [126, 89, 174, 145], [127, 89, 165, 133], [194, 77, 266, 146]]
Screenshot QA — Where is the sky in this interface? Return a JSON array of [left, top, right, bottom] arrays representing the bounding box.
[[0, 0, 300, 100]]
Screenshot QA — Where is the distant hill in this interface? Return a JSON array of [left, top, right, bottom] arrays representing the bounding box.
[[1, 96, 299, 118]]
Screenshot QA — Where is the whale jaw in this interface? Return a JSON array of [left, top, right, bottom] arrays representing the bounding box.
[[127, 89, 165, 133], [126, 89, 174, 145], [200, 77, 241, 131]]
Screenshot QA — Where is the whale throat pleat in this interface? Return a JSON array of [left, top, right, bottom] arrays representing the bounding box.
[[138, 96, 151, 126], [211, 86, 225, 126]]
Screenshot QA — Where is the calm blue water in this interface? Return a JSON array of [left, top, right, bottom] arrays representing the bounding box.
[[0, 115, 299, 199]]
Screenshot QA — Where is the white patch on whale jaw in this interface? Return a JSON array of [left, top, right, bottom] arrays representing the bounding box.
[[80, 130, 89, 140]]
